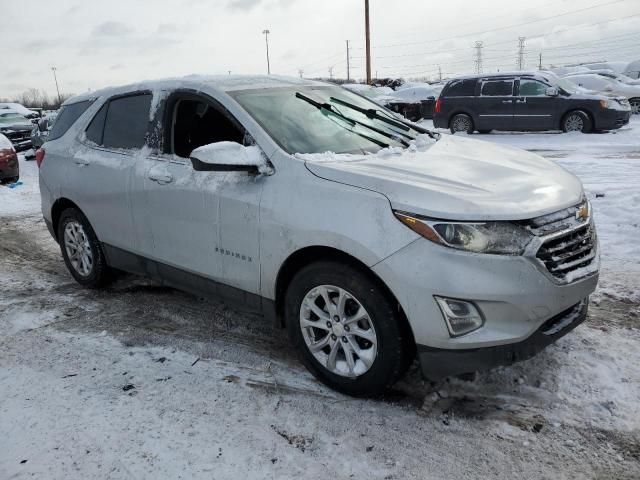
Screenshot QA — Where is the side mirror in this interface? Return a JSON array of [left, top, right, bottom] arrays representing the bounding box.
[[38, 119, 49, 132], [545, 87, 559, 97], [190, 142, 273, 175]]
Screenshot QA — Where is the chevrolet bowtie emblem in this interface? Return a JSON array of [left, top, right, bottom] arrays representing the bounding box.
[[576, 203, 589, 220]]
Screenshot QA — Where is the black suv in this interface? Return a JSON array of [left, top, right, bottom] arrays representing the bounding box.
[[433, 71, 631, 134]]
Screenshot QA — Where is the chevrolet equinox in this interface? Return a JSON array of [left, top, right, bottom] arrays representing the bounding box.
[[38, 75, 599, 396]]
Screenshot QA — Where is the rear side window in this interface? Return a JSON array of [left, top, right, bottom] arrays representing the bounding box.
[[444, 79, 477, 97], [86, 93, 152, 149], [481, 80, 514, 96], [48, 100, 93, 141]]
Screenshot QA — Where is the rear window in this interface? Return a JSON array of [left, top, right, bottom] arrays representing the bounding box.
[[444, 79, 477, 97], [481, 80, 514, 96], [48, 100, 93, 141], [86, 93, 152, 149]]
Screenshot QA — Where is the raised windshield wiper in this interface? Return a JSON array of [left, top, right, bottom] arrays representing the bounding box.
[[295, 92, 409, 148], [329, 96, 438, 139]]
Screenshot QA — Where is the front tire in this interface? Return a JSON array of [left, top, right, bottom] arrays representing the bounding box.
[[285, 261, 409, 396], [629, 98, 640, 115], [562, 110, 592, 133], [449, 113, 474, 134], [57, 208, 113, 288]]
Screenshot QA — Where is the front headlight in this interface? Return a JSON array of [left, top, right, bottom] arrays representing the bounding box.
[[394, 211, 533, 255]]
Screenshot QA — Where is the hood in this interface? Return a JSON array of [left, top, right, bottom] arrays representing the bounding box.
[[0, 122, 34, 131], [303, 135, 583, 221]]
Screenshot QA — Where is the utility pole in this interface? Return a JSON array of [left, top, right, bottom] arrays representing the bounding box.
[[298, 69, 304, 78], [438, 65, 442, 82], [364, 0, 372, 84], [346, 40, 351, 82], [328, 66, 334, 80], [538, 52, 543, 70], [262, 29, 271, 75], [228, 70, 231, 75], [474, 41, 483, 74], [51, 67, 61, 105], [517, 37, 526, 70]]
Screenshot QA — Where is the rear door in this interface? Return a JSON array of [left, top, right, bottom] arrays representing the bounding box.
[[514, 78, 556, 130], [70, 92, 152, 252], [476, 78, 515, 130]]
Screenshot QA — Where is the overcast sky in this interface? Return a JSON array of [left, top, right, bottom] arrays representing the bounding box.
[[2, 0, 639, 99]]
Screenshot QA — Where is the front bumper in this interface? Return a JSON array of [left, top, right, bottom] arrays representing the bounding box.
[[417, 298, 588, 380], [595, 109, 631, 130]]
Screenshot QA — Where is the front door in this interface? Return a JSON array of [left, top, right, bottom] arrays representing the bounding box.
[[476, 78, 515, 130], [140, 92, 264, 295], [514, 78, 556, 131]]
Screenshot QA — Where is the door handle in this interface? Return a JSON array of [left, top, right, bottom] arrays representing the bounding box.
[[148, 173, 173, 185], [74, 158, 90, 166], [502, 100, 513, 103], [516, 98, 527, 103]]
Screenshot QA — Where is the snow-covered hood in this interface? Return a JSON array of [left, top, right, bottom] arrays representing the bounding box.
[[302, 135, 583, 221]]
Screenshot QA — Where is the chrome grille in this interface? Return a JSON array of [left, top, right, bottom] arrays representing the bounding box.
[[522, 202, 598, 282]]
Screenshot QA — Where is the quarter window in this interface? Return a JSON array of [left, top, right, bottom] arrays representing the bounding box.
[[444, 79, 477, 97], [48, 100, 93, 141], [481, 80, 514, 96], [519, 79, 548, 96]]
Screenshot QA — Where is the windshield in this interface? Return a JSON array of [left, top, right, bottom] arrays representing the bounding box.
[[230, 85, 424, 154], [0, 113, 28, 124]]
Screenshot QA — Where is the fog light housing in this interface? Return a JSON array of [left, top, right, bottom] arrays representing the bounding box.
[[435, 296, 484, 337]]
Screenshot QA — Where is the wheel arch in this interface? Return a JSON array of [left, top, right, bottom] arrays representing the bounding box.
[[50, 197, 86, 241], [274, 245, 417, 355]]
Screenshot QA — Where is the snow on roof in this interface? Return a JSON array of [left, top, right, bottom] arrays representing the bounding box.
[[66, 75, 327, 106], [0, 103, 37, 116]]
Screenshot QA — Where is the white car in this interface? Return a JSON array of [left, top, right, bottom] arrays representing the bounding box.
[[0, 103, 39, 119], [564, 74, 640, 114]]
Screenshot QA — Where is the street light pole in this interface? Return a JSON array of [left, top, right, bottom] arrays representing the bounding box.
[[262, 29, 271, 75], [51, 67, 61, 105], [364, 0, 372, 84]]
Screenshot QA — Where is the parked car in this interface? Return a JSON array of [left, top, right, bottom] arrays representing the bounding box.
[[0, 111, 34, 151], [0, 102, 40, 120], [387, 84, 438, 119], [433, 71, 631, 133], [563, 74, 640, 114], [0, 133, 19, 184], [566, 69, 640, 86], [31, 115, 56, 150], [39, 75, 599, 396]]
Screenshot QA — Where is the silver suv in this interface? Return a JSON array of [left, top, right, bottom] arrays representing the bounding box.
[[38, 75, 599, 396]]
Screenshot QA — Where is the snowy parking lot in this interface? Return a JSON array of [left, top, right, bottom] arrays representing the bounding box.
[[1, 120, 639, 479]]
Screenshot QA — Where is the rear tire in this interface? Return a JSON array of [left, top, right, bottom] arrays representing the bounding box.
[[1, 176, 19, 184], [57, 208, 114, 289], [449, 114, 474, 134], [562, 111, 592, 133], [285, 261, 409, 397]]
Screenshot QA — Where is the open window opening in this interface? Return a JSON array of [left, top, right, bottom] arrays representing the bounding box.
[[170, 97, 246, 158]]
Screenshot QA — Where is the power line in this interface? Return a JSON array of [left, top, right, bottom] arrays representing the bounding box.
[[360, 0, 629, 49]]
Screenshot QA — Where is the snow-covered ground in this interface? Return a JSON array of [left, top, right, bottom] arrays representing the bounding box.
[[1, 120, 639, 479]]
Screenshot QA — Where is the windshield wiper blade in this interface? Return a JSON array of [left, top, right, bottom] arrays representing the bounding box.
[[330, 96, 438, 139], [295, 92, 399, 148]]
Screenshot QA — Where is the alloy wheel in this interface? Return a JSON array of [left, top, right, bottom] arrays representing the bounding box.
[[565, 114, 584, 132], [630, 99, 640, 115], [299, 285, 378, 378], [63, 221, 93, 277], [452, 116, 471, 132]]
